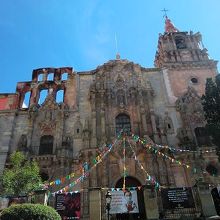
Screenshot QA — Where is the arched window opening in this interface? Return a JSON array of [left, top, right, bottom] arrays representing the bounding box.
[[38, 73, 44, 82], [39, 135, 53, 155], [175, 36, 187, 49], [56, 90, 64, 103], [206, 164, 218, 176], [47, 73, 54, 81], [40, 172, 49, 181], [62, 73, 68, 80], [38, 90, 48, 105], [22, 91, 31, 108], [115, 114, 131, 135], [194, 127, 211, 147]]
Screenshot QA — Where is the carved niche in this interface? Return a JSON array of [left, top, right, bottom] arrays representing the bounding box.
[[38, 94, 61, 135]]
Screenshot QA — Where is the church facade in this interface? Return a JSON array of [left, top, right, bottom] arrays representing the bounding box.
[[0, 17, 219, 219]]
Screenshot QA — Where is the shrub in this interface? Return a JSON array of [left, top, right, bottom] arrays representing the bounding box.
[[0, 203, 61, 220]]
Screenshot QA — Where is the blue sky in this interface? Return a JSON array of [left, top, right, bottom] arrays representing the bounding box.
[[0, 0, 220, 93]]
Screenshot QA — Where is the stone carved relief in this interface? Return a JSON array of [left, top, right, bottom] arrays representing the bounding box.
[[88, 61, 155, 146], [176, 86, 205, 127], [176, 87, 206, 147], [62, 135, 72, 148]]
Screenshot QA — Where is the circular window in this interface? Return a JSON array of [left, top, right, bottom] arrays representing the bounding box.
[[190, 77, 198, 84]]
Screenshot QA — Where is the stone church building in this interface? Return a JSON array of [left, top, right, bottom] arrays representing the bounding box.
[[0, 17, 219, 219]]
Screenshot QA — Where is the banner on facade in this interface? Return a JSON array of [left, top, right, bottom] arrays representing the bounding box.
[[161, 187, 195, 209], [55, 193, 80, 220], [109, 190, 139, 214]]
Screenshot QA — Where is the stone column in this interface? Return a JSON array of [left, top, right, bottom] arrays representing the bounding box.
[[82, 189, 89, 219], [90, 151, 98, 187], [141, 109, 148, 135], [100, 94, 106, 143], [197, 183, 217, 217], [30, 86, 38, 106], [89, 189, 102, 220], [165, 160, 175, 186], [143, 187, 159, 220], [91, 110, 97, 148]]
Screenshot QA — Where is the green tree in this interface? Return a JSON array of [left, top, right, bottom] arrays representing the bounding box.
[[202, 75, 220, 148], [1, 151, 42, 196]]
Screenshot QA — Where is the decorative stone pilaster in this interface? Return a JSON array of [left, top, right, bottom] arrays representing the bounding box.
[[196, 182, 217, 217], [82, 189, 89, 219], [143, 186, 159, 219], [89, 189, 101, 220], [150, 110, 160, 143]]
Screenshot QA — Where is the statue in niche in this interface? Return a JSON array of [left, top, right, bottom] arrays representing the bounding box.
[[117, 90, 126, 106], [62, 135, 72, 148], [45, 110, 53, 121]]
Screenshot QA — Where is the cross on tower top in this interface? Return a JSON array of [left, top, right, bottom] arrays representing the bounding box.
[[161, 8, 169, 18]]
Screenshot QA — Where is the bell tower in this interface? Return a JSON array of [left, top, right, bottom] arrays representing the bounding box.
[[154, 16, 218, 100]]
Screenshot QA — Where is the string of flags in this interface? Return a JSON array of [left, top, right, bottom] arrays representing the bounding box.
[[154, 144, 216, 154], [131, 133, 216, 154], [131, 133, 218, 179], [43, 134, 123, 188], [52, 186, 149, 196], [52, 136, 120, 194], [132, 134, 190, 169], [127, 138, 161, 189], [45, 130, 218, 196]]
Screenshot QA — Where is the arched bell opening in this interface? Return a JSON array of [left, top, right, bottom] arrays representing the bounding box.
[[114, 176, 146, 220]]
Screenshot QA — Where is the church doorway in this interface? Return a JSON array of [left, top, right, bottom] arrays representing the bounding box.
[[114, 176, 146, 220]]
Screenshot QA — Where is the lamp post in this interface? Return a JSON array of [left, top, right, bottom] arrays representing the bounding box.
[[106, 191, 112, 220]]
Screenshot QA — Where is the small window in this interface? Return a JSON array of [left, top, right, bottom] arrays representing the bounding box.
[[47, 73, 54, 81], [62, 73, 68, 80], [77, 128, 80, 134], [56, 90, 64, 103], [39, 135, 53, 155], [167, 124, 171, 129], [38, 90, 48, 105], [22, 91, 31, 108], [38, 74, 44, 82], [190, 77, 198, 84], [206, 164, 218, 176], [115, 114, 131, 134]]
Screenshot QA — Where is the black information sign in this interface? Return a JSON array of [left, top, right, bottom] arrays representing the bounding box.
[[161, 187, 195, 209]]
